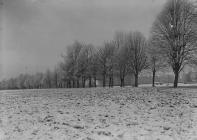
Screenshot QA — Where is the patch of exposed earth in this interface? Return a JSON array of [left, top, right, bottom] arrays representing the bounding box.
[[0, 87, 197, 140]]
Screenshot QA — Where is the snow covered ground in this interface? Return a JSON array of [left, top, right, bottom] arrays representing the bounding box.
[[0, 87, 197, 140], [140, 83, 197, 87]]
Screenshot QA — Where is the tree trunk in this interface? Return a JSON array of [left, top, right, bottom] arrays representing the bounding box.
[[55, 75, 58, 88], [82, 77, 85, 88], [72, 80, 75, 88], [152, 69, 156, 87], [76, 79, 79, 88], [68, 80, 70, 88], [111, 76, 114, 87], [109, 77, 112, 87], [109, 76, 113, 87], [134, 73, 138, 87], [103, 74, 106, 87], [94, 76, 97, 87], [120, 78, 123, 87], [67, 80, 71, 88], [111, 72, 114, 87], [174, 71, 179, 88], [89, 76, 92, 87], [120, 77, 125, 87]]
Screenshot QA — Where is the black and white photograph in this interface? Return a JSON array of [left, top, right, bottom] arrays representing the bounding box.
[[1, 0, 197, 139]]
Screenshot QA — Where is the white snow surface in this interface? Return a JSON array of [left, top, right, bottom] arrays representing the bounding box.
[[0, 87, 197, 140]]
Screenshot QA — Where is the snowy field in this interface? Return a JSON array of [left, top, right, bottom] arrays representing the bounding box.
[[140, 83, 197, 87], [0, 87, 197, 140]]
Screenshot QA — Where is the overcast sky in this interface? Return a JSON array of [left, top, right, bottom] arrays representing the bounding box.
[[0, 0, 166, 80]]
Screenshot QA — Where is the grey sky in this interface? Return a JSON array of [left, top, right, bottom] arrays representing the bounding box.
[[1, 0, 166, 80]]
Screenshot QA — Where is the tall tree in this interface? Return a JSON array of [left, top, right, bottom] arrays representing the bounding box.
[[70, 41, 84, 88], [127, 31, 148, 87], [61, 41, 83, 88], [78, 44, 95, 87], [114, 31, 129, 87], [97, 44, 112, 87], [105, 41, 116, 87], [91, 52, 99, 87], [152, 0, 197, 88]]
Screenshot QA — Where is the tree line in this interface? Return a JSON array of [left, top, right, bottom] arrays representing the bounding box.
[[1, 0, 197, 89]]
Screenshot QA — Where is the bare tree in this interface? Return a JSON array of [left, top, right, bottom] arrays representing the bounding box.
[[59, 61, 72, 88], [86, 45, 98, 87], [147, 40, 168, 87], [113, 31, 130, 87], [127, 31, 148, 87], [34, 72, 44, 88], [90, 50, 99, 87], [61, 41, 83, 88], [152, 0, 197, 88], [56, 63, 66, 88], [78, 44, 95, 87], [97, 47, 107, 87], [52, 67, 59, 88], [105, 41, 116, 87], [77, 53, 87, 88], [97, 44, 111, 87], [70, 41, 84, 88], [45, 69, 52, 88]]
